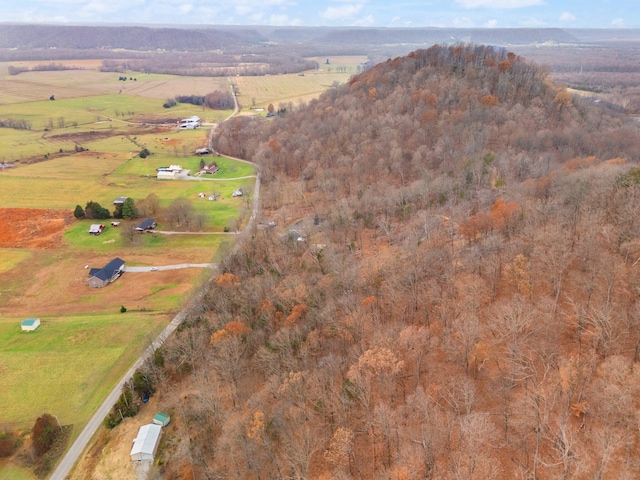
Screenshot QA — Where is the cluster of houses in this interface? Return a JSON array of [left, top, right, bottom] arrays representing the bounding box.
[[85, 219, 155, 288]]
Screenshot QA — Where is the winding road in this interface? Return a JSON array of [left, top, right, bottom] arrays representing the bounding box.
[[50, 78, 259, 480]]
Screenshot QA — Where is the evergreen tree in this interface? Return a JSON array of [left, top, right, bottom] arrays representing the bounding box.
[[73, 204, 85, 219], [84, 201, 110, 219], [122, 197, 138, 219]]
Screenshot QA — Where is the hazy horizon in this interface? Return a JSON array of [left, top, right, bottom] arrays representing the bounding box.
[[3, 1, 639, 30]]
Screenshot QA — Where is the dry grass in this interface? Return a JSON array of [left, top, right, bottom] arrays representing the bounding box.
[[234, 56, 367, 110]]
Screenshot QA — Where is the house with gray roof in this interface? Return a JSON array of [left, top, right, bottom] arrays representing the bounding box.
[[88, 258, 125, 288]]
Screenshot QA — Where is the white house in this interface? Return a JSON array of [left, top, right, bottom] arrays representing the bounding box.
[[21, 318, 40, 332], [130, 423, 162, 461]]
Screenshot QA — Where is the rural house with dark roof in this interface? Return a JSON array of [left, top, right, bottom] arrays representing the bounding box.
[[135, 218, 157, 232], [88, 258, 125, 288]]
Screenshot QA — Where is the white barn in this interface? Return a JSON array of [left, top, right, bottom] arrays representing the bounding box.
[[130, 423, 162, 461], [179, 116, 200, 129], [157, 165, 183, 179]]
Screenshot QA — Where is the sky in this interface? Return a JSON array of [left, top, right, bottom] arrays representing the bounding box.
[[2, 0, 639, 29]]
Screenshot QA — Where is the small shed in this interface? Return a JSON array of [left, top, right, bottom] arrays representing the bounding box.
[[153, 412, 171, 427], [89, 224, 105, 235], [21, 318, 41, 332], [130, 423, 162, 461]]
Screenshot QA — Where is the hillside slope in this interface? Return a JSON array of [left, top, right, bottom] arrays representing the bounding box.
[[134, 45, 640, 479]]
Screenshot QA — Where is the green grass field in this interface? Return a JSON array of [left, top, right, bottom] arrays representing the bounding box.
[[0, 463, 37, 480], [0, 313, 167, 428], [0, 56, 342, 479], [0, 250, 31, 273]]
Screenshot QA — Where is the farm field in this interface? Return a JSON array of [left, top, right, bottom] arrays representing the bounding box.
[[234, 55, 367, 111], [0, 313, 168, 429], [0, 55, 349, 479], [0, 65, 245, 440]]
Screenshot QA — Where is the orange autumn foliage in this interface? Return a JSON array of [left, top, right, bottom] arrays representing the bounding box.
[[225, 320, 252, 336], [210, 329, 230, 344], [479, 94, 499, 107], [285, 304, 308, 326], [214, 273, 240, 287], [459, 199, 520, 241]]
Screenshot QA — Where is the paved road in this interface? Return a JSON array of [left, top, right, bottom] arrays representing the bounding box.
[[153, 230, 239, 235], [49, 78, 260, 480], [124, 264, 215, 272], [49, 286, 208, 480]]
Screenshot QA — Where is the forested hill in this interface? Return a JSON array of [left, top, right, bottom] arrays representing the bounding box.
[[148, 45, 640, 479]]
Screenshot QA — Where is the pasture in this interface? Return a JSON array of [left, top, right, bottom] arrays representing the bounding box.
[[0, 54, 342, 478], [234, 55, 368, 110], [0, 312, 168, 428], [0, 62, 250, 450]]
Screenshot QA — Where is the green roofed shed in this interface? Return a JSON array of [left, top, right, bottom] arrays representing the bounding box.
[[21, 318, 41, 332], [153, 412, 170, 427]]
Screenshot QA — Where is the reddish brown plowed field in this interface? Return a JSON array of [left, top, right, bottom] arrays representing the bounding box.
[[0, 208, 73, 249]]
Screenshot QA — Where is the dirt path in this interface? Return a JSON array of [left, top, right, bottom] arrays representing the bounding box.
[[49, 78, 260, 480]]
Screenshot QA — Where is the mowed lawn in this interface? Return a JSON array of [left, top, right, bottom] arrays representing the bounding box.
[[0, 312, 167, 429]]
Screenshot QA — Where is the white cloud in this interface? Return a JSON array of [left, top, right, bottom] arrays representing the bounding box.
[[235, 5, 255, 16], [268, 14, 290, 24], [320, 2, 365, 20], [82, 0, 144, 14], [178, 4, 194, 14], [455, 0, 545, 8], [453, 16, 474, 27], [559, 12, 575, 22], [611, 18, 625, 28], [484, 18, 498, 27], [353, 14, 375, 26]]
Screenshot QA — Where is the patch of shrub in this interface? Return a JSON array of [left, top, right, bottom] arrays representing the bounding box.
[[0, 431, 18, 458], [31, 414, 59, 458], [104, 386, 140, 429]]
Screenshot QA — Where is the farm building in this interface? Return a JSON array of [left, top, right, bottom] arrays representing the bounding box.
[[21, 318, 40, 332], [157, 165, 183, 179], [130, 423, 162, 461], [201, 162, 219, 174], [179, 116, 200, 129], [89, 224, 105, 235], [153, 412, 171, 427], [135, 218, 157, 232], [195, 148, 210, 155], [113, 196, 128, 205], [88, 258, 125, 288]]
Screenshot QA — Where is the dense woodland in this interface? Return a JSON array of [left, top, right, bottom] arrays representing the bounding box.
[[128, 44, 640, 479]]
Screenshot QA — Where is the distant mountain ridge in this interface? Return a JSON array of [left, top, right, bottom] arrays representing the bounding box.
[[0, 24, 266, 51], [1, 24, 630, 52]]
